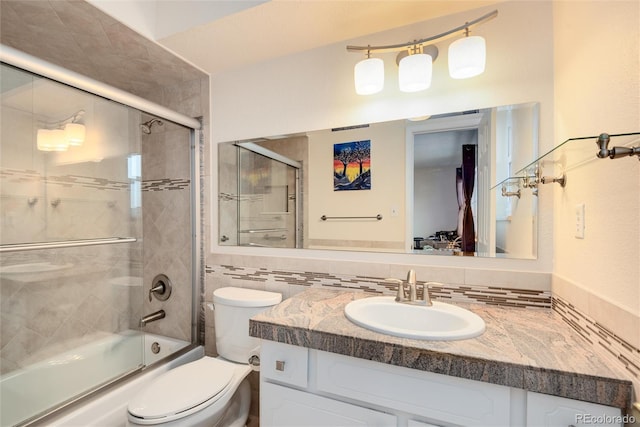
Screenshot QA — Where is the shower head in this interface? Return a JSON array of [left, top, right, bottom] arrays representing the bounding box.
[[141, 119, 163, 134]]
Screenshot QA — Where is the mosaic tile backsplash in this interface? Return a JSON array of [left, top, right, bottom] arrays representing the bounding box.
[[204, 264, 552, 308], [553, 296, 640, 383]]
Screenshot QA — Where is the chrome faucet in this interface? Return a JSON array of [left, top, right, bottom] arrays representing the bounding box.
[[140, 309, 165, 327]]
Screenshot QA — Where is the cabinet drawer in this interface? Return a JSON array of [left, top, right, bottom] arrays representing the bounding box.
[[261, 340, 309, 388], [315, 350, 511, 426], [261, 381, 396, 427]]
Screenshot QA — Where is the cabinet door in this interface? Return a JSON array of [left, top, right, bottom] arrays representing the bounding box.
[[526, 392, 622, 427], [316, 349, 511, 426], [261, 381, 396, 427]]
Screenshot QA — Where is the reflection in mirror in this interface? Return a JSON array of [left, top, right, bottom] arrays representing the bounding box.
[[218, 102, 539, 259], [219, 142, 301, 248]]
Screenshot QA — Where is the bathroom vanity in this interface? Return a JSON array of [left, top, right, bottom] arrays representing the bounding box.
[[250, 289, 632, 426]]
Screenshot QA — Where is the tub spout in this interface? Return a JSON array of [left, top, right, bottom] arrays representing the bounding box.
[[140, 310, 165, 327]]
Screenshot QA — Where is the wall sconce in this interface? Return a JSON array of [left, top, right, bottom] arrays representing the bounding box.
[[37, 110, 85, 152], [348, 10, 497, 95]]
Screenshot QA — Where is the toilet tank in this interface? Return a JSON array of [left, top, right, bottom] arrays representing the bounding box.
[[213, 287, 282, 363]]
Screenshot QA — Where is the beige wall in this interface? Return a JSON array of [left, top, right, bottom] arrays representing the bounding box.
[[307, 121, 406, 251], [552, 1, 639, 346]]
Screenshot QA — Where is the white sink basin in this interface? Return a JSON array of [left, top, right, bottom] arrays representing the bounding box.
[[344, 296, 485, 341]]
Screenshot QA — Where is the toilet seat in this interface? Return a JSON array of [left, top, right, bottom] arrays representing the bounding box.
[[128, 357, 235, 424]]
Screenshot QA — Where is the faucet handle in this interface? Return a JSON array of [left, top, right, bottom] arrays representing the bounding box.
[[385, 278, 405, 302], [422, 281, 443, 306], [149, 283, 164, 302], [149, 274, 172, 302]]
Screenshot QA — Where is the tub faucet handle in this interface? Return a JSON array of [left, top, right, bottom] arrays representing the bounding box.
[[149, 283, 164, 302], [149, 274, 172, 302]]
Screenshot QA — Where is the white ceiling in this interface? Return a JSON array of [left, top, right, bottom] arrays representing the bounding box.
[[98, 0, 498, 76]]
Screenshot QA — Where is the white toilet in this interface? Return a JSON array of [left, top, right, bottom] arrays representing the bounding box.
[[127, 287, 282, 427]]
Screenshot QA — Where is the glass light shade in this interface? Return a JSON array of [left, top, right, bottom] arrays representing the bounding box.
[[37, 129, 68, 152], [64, 123, 85, 146], [398, 53, 432, 93], [448, 35, 486, 79], [354, 57, 384, 95]]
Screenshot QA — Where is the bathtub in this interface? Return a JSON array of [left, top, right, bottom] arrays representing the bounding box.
[[0, 331, 196, 427]]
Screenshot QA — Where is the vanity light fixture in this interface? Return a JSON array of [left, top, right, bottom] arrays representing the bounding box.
[[398, 45, 433, 92], [348, 10, 497, 95], [448, 29, 486, 79], [354, 50, 385, 95], [37, 128, 68, 152], [37, 110, 86, 152]]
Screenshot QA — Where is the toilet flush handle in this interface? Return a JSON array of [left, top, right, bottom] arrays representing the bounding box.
[[248, 354, 260, 368]]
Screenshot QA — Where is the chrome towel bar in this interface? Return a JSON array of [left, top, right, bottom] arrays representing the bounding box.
[[321, 214, 382, 221]]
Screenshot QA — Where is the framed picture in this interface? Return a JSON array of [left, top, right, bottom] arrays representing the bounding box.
[[333, 140, 371, 191]]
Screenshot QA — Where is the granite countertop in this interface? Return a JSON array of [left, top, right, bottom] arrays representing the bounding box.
[[249, 288, 633, 410]]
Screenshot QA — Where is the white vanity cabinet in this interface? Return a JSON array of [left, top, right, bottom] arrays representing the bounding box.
[[260, 340, 623, 427]]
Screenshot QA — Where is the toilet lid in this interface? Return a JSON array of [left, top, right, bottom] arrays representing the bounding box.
[[213, 287, 282, 307], [128, 357, 234, 420]]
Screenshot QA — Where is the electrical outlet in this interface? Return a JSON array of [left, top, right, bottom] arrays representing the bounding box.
[[575, 203, 585, 239]]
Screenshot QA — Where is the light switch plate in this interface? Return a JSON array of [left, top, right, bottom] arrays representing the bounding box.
[[575, 203, 585, 239]]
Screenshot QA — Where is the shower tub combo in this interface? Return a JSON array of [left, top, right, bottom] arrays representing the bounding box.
[[0, 46, 202, 426], [1, 333, 192, 426]]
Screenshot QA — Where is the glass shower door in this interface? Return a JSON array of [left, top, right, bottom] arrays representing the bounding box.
[[237, 145, 300, 248], [0, 62, 144, 425]]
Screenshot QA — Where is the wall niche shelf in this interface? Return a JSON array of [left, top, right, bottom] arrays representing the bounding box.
[[492, 131, 640, 192]]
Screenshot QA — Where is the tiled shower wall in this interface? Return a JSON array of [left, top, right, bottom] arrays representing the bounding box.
[[138, 116, 195, 342]]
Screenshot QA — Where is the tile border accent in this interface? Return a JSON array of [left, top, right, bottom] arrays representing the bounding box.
[[552, 295, 640, 382], [205, 264, 551, 309], [1, 168, 129, 191], [141, 178, 190, 191], [1, 168, 190, 192]]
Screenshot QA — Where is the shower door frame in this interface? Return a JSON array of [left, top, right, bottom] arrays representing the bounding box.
[[0, 45, 203, 425]]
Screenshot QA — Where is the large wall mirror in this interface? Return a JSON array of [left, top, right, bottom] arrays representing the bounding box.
[[218, 102, 539, 259]]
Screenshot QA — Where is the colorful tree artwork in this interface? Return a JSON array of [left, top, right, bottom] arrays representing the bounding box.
[[333, 140, 371, 191]]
